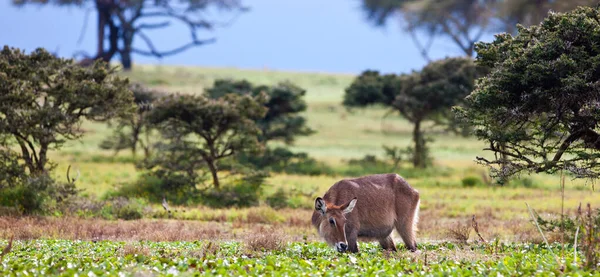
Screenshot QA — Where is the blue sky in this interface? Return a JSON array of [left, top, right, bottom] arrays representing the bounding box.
[[1, 0, 494, 74]]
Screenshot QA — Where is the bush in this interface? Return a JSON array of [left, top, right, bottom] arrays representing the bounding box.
[[266, 188, 289, 210], [0, 174, 78, 215], [100, 197, 148, 220], [461, 176, 483, 188], [107, 173, 200, 205], [236, 147, 333, 176], [200, 170, 267, 208]]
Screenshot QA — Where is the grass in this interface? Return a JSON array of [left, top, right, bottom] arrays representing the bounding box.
[[0, 238, 594, 276], [26, 64, 597, 239]]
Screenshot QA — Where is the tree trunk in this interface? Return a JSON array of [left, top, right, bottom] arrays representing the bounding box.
[[412, 119, 426, 168], [120, 30, 134, 71], [131, 121, 141, 158], [206, 160, 220, 189], [37, 143, 48, 175], [96, 1, 106, 58], [121, 50, 132, 71]]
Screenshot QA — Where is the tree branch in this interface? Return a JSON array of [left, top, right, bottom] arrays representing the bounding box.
[[136, 21, 170, 30]]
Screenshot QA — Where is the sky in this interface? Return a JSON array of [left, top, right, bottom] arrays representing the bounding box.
[[0, 0, 495, 74]]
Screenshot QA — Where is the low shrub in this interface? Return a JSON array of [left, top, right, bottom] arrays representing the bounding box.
[[100, 197, 148, 220], [462, 176, 483, 188], [106, 173, 200, 206], [0, 173, 79, 215], [266, 188, 289, 210], [237, 147, 334, 176], [200, 170, 267, 208]]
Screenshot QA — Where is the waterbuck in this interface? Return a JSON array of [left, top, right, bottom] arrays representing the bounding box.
[[311, 173, 420, 253]]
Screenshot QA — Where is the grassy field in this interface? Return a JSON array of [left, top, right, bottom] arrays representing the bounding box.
[[36, 64, 599, 238], [3, 64, 600, 275]]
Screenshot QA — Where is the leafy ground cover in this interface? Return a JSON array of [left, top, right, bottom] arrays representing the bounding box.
[[0, 239, 591, 276]]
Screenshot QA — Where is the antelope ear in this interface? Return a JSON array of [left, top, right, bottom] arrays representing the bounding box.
[[342, 197, 357, 214], [315, 197, 326, 215]]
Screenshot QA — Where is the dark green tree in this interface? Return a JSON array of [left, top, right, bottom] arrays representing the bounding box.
[[146, 93, 267, 188], [358, 0, 598, 60], [0, 46, 134, 176], [205, 79, 315, 145], [13, 0, 247, 70], [455, 6, 600, 180], [100, 83, 164, 158], [345, 57, 479, 168]]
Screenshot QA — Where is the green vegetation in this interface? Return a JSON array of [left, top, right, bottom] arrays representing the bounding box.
[[358, 0, 598, 59], [457, 6, 600, 181], [0, 46, 133, 214], [344, 57, 481, 168], [1, 239, 595, 276]]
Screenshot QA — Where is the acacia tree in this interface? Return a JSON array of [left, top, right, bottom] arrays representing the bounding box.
[[358, 0, 598, 60], [344, 57, 479, 168], [100, 83, 164, 158], [146, 93, 267, 188], [0, 46, 133, 176], [455, 6, 600, 180], [13, 0, 247, 70], [205, 79, 315, 145]]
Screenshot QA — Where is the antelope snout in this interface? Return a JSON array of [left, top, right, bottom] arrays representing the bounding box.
[[335, 242, 348, 253]]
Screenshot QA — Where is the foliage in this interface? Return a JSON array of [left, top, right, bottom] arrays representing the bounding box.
[[0, 46, 131, 214], [461, 176, 483, 188], [0, 173, 78, 215], [205, 79, 315, 145], [344, 57, 479, 168], [199, 170, 267, 208], [266, 188, 289, 210], [358, 0, 598, 59], [1, 240, 597, 276], [0, 150, 26, 189], [100, 197, 147, 220], [534, 204, 599, 269], [146, 92, 267, 189], [205, 79, 318, 175], [455, 6, 600, 180], [106, 174, 200, 206], [236, 147, 333, 176], [13, 1, 248, 70], [0, 46, 134, 175], [100, 83, 164, 158]]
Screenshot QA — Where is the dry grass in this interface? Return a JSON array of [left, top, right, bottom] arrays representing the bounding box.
[[121, 243, 151, 257], [446, 220, 471, 244], [0, 217, 230, 241], [186, 241, 221, 259], [0, 216, 318, 243], [244, 226, 286, 252]]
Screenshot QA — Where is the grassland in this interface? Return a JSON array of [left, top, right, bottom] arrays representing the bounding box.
[[36, 64, 599, 238], [2, 64, 600, 275]]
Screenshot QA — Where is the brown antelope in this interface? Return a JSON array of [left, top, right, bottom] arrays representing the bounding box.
[[311, 173, 420, 253]]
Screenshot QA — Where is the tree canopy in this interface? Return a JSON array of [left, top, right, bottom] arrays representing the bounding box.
[[345, 57, 479, 168], [146, 92, 267, 188], [0, 46, 134, 175], [100, 83, 165, 158], [205, 79, 314, 145], [13, 0, 247, 70], [358, 0, 598, 60], [455, 6, 600, 180]]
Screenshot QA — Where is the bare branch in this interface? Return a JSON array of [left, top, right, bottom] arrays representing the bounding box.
[[136, 21, 170, 30], [132, 37, 216, 58]]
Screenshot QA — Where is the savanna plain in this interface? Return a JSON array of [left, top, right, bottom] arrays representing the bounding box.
[[2, 64, 600, 276]]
